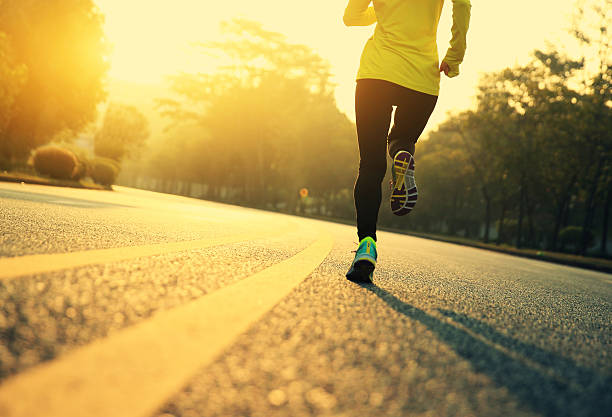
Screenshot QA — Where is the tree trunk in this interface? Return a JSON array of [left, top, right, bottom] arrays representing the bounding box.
[[256, 145, 266, 207], [497, 202, 507, 245], [517, 175, 526, 248], [449, 189, 459, 235], [482, 187, 491, 243], [522, 180, 536, 247], [551, 173, 577, 251], [601, 187, 611, 256], [580, 158, 604, 255], [527, 201, 536, 248], [552, 198, 569, 251]]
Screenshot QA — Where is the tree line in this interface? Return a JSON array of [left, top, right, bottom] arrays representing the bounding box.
[[403, 49, 610, 255], [0, 0, 108, 164], [0, 0, 149, 176], [0, 1, 609, 256], [401, 3, 611, 255], [130, 11, 610, 256], [133, 19, 358, 214]]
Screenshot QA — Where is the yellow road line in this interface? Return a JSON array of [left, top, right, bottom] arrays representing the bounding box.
[[0, 231, 333, 417], [0, 223, 295, 280]]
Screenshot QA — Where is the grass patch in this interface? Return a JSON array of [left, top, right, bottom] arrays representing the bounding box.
[[0, 171, 110, 190]]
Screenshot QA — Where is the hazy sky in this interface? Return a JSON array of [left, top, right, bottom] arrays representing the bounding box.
[[94, 0, 580, 133]]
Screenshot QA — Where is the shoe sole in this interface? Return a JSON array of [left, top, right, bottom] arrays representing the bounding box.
[[390, 151, 417, 216], [346, 260, 374, 283]]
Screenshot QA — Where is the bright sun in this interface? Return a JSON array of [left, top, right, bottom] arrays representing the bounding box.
[[94, 0, 579, 129]]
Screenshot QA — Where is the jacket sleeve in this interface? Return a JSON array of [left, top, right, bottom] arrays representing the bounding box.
[[343, 0, 377, 26], [442, 0, 471, 77]]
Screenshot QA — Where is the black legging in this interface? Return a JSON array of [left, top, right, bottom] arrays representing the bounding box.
[[354, 79, 437, 241]]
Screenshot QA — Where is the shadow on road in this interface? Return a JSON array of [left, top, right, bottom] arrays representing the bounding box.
[[358, 283, 612, 417]]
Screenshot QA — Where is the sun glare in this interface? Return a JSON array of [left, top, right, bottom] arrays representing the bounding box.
[[95, 0, 580, 128]]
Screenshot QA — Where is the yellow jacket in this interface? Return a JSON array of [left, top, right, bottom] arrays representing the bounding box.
[[344, 0, 471, 96]]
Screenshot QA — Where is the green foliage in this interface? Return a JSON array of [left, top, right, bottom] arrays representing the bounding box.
[[95, 103, 150, 162], [125, 9, 610, 257], [0, 32, 27, 142], [497, 219, 519, 246], [31, 145, 78, 180], [404, 1, 611, 255], [559, 226, 594, 249], [0, 0, 109, 160], [407, 40, 610, 253], [153, 19, 357, 208], [90, 157, 119, 186]]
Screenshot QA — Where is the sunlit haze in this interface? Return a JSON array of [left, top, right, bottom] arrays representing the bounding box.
[[95, 0, 579, 133]]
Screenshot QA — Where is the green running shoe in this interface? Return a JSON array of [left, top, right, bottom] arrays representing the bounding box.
[[346, 237, 377, 283]]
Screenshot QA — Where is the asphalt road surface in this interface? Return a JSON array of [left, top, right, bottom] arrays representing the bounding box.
[[0, 182, 610, 417]]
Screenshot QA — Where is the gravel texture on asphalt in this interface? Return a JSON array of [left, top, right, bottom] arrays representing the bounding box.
[[0, 230, 313, 380], [2, 183, 611, 417], [0, 185, 288, 257], [152, 228, 612, 417]]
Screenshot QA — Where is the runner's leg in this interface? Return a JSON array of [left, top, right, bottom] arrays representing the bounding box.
[[354, 79, 394, 242], [387, 86, 438, 158]]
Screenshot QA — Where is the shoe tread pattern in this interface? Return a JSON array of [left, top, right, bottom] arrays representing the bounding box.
[[391, 151, 417, 216]]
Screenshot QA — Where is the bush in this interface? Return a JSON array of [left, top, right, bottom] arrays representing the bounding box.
[[559, 226, 594, 250], [90, 157, 119, 186], [32, 145, 78, 180], [60, 144, 91, 180]]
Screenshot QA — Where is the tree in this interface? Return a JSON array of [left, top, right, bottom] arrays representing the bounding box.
[[95, 104, 150, 162], [492, 52, 585, 249], [410, 31, 609, 254], [0, 0, 109, 161], [156, 19, 357, 209], [570, 0, 612, 254], [0, 32, 27, 157]]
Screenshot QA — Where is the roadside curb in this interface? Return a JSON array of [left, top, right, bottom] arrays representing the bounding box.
[[285, 212, 612, 275], [389, 230, 612, 275]]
